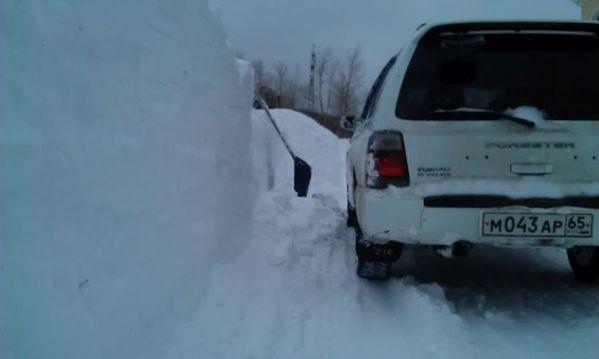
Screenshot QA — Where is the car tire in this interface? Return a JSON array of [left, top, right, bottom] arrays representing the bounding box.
[[350, 193, 393, 281], [347, 201, 358, 228], [354, 230, 400, 281], [567, 246, 599, 283], [356, 260, 391, 280]]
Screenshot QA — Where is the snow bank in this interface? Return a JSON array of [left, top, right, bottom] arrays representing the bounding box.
[[251, 109, 349, 207], [1, 1, 254, 358]]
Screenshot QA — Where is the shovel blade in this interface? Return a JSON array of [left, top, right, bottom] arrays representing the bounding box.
[[293, 157, 312, 197]]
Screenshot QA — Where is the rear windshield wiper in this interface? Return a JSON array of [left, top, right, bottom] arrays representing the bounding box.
[[417, 108, 536, 129]]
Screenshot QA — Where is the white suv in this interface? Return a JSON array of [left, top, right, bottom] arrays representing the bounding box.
[[343, 21, 599, 281]]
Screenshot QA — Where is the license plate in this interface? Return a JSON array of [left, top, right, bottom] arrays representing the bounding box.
[[482, 212, 593, 238]]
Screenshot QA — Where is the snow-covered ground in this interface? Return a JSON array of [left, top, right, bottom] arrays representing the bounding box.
[[168, 109, 599, 359], [4, 2, 599, 358]]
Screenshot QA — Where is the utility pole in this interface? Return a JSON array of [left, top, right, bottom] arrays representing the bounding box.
[[308, 45, 315, 111]]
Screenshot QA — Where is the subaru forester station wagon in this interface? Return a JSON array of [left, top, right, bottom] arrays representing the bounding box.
[[343, 21, 599, 281]]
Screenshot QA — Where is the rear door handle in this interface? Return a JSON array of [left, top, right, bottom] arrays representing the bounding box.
[[510, 163, 553, 176]]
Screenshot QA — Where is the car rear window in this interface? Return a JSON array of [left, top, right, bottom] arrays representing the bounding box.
[[396, 30, 599, 121]]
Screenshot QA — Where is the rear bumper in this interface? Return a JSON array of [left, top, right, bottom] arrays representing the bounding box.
[[355, 187, 599, 248]]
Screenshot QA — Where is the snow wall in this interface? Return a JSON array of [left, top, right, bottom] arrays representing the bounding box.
[[1, 1, 255, 357]]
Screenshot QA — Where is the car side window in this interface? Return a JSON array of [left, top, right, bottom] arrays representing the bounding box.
[[360, 55, 398, 121]]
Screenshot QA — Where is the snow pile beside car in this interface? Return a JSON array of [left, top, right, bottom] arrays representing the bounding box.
[[251, 109, 348, 206], [1, 1, 254, 358]]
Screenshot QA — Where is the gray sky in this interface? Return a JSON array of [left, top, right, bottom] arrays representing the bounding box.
[[210, 0, 580, 86]]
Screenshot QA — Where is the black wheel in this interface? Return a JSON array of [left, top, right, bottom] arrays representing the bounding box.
[[357, 260, 391, 280], [567, 246, 599, 283], [354, 230, 401, 281], [347, 201, 358, 228]]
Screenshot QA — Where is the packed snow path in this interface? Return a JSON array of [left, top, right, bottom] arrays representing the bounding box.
[[168, 110, 599, 359]]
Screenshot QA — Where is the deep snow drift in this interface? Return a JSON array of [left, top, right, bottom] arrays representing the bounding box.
[[168, 110, 599, 359], [1, 1, 254, 358]]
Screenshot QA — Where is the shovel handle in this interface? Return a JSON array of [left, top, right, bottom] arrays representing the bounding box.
[[255, 94, 296, 159]]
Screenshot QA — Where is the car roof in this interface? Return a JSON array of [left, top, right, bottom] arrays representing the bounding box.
[[412, 20, 599, 43]]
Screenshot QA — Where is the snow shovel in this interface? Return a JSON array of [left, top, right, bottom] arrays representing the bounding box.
[[255, 94, 312, 197]]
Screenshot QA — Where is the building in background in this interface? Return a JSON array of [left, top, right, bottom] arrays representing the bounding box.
[[582, 0, 599, 20]]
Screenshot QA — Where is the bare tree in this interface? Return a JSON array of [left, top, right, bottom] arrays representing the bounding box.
[[252, 60, 278, 107], [251, 60, 265, 92], [252, 60, 276, 93], [315, 47, 334, 115], [285, 64, 301, 108], [324, 61, 337, 115], [252, 45, 366, 113], [332, 46, 364, 116], [274, 62, 288, 107]]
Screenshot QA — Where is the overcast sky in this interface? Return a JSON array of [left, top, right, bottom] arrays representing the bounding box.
[[210, 0, 580, 86]]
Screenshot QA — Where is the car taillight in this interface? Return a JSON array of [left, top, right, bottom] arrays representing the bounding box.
[[366, 131, 409, 189]]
